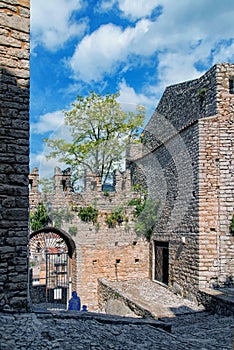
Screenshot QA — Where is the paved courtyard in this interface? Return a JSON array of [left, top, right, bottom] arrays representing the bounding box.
[[0, 309, 233, 350], [1, 279, 234, 349]]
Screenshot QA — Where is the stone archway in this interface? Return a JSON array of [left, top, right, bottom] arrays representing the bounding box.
[[29, 227, 76, 311]]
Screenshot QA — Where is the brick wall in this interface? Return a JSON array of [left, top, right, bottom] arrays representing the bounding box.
[[73, 220, 149, 311], [29, 167, 150, 311], [199, 63, 234, 288], [0, 0, 30, 311]]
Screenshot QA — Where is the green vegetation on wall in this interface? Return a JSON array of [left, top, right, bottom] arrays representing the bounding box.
[[105, 207, 128, 228], [129, 195, 159, 241], [69, 226, 78, 236], [78, 205, 98, 223], [51, 209, 74, 229], [135, 199, 159, 241], [30, 203, 49, 231]]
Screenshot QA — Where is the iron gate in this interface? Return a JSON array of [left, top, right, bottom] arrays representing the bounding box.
[[46, 252, 69, 309], [30, 231, 70, 310]]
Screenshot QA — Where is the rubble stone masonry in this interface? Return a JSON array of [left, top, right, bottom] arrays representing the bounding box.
[[0, 0, 30, 310], [141, 63, 234, 301]]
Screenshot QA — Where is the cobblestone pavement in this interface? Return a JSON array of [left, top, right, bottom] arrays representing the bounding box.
[[161, 311, 234, 350], [1, 279, 234, 349], [0, 310, 233, 349]]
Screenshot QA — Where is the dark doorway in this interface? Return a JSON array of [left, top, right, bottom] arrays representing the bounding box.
[[154, 241, 169, 285]]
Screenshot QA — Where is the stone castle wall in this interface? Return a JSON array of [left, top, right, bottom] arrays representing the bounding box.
[[0, 0, 30, 311], [29, 167, 150, 311], [1, 0, 232, 313], [198, 64, 234, 288], [140, 63, 234, 300], [29, 64, 233, 307], [74, 219, 149, 311]]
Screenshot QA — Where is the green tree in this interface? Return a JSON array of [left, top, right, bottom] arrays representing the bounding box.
[[44, 92, 145, 186], [134, 199, 159, 241], [39, 177, 54, 193], [51, 208, 74, 229], [30, 203, 49, 231]]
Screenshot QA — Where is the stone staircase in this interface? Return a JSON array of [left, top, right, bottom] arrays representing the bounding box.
[[99, 279, 234, 349]]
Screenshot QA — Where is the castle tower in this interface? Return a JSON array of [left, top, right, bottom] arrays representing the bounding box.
[[0, 0, 30, 311]]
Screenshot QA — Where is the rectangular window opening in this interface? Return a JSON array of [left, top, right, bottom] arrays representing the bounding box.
[[229, 79, 234, 94]]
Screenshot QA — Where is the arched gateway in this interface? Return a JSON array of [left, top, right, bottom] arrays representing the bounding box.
[[29, 227, 76, 310]]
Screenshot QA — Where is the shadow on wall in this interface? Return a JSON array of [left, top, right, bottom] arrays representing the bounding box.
[[0, 66, 30, 311], [212, 275, 234, 289], [159, 306, 205, 322]]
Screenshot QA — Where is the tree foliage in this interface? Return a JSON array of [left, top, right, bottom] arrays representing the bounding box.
[[30, 203, 49, 231], [51, 209, 74, 229], [134, 198, 159, 241], [39, 177, 54, 193], [78, 205, 98, 223], [105, 207, 126, 228], [30, 204, 74, 230], [44, 92, 145, 186]]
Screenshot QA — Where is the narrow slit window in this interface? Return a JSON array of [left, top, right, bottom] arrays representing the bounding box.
[[229, 78, 234, 94]]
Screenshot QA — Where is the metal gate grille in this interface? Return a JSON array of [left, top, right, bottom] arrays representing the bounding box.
[[46, 252, 69, 309], [30, 232, 70, 310], [154, 241, 169, 285]]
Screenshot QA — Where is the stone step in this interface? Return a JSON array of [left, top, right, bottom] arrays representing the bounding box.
[[160, 311, 214, 328]]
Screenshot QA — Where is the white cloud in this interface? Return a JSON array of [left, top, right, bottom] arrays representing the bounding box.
[[31, 110, 72, 178], [69, 19, 153, 82], [97, 0, 160, 20], [31, 111, 65, 134], [97, 0, 116, 12], [69, 23, 123, 82], [156, 53, 202, 92], [31, 110, 72, 158], [118, 0, 160, 20], [69, 0, 234, 91], [30, 152, 66, 179], [31, 0, 88, 51], [212, 41, 234, 65], [118, 80, 156, 112]]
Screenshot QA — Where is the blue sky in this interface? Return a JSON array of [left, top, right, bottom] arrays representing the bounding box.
[[30, 0, 234, 178]]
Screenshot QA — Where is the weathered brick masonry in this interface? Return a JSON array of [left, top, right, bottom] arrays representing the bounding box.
[[199, 64, 234, 288], [140, 63, 234, 301], [0, 0, 30, 310], [29, 64, 233, 310], [29, 167, 149, 311]]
